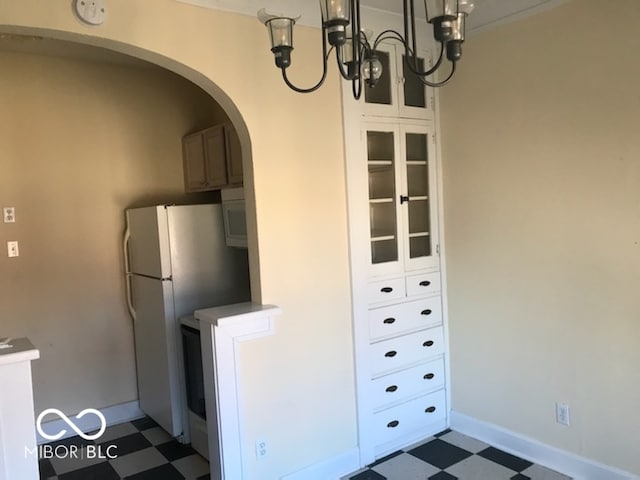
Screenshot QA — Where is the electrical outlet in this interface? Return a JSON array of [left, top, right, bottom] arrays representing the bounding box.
[[255, 439, 268, 459], [556, 402, 570, 426], [3, 207, 15, 223]]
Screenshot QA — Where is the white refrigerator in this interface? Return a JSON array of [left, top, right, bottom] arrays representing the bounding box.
[[124, 204, 250, 440]]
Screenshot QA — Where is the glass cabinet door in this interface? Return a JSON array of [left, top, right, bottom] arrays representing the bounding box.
[[366, 129, 399, 266], [362, 43, 433, 120], [401, 126, 438, 270]]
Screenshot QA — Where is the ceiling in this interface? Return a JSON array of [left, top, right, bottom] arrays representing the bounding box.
[[0, 0, 568, 65]]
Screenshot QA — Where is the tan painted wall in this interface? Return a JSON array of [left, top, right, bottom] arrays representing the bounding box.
[[0, 48, 221, 413], [440, 0, 640, 474], [0, 2, 356, 478]]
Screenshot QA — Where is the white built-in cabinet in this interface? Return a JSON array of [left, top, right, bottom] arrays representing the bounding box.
[[342, 24, 448, 466]]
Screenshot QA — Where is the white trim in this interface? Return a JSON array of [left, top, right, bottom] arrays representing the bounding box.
[[450, 411, 638, 480], [280, 447, 360, 480], [36, 400, 144, 445]]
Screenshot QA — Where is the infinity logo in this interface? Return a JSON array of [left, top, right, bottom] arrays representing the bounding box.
[[37, 408, 107, 441]]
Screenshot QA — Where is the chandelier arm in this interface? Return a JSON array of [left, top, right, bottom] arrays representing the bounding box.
[[404, 42, 445, 77], [352, 75, 363, 100], [416, 60, 457, 87], [336, 48, 356, 80], [280, 25, 330, 93]]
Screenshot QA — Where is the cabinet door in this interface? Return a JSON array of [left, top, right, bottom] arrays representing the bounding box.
[[203, 126, 228, 189], [183, 132, 207, 191], [364, 123, 404, 276], [224, 123, 243, 186], [363, 43, 433, 120], [399, 125, 439, 271]]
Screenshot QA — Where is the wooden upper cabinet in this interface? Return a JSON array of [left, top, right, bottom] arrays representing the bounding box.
[[182, 123, 243, 192]]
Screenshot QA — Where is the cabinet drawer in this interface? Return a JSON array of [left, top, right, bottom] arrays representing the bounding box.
[[367, 277, 405, 305], [369, 297, 442, 340], [370, 358, 445, 410], [369, 327, 444, 376], [373, 389, 446, 445], [406, 272, 441, 297]]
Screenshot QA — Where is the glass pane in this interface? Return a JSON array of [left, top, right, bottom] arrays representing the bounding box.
[[410, 236, 431, 258], [403, 55, 427, 108], [369, 164, 395, 199], [365, 50, 392, 105], [370, 203, 396, 238], [367, 131, 394, 161], [372, 239, 398, 264], [406, 133, 427, 161], [407, 164, 428, 197], [408, 199, 430, 234]]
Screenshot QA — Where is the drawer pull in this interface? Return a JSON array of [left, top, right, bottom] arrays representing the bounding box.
[[385, 385, 398, 393], [423, 340, 434, 347], [419, 280, 431, 287], [425, 406, 437, 413], [380, 287, 393, 293], [387, 420, 400, 428], [383, 317, 396, 324], [421, 309, 432, 316], [384, 350, 397, 358], [424, 373, 435, 380]]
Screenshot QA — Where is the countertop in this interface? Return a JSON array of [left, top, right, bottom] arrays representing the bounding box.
[[0, 337, 40, 366]]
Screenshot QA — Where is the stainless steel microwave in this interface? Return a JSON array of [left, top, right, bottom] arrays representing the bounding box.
[[221, 187, 247, 248]]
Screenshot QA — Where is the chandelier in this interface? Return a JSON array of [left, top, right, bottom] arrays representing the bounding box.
[[258, 0, 474, 99]]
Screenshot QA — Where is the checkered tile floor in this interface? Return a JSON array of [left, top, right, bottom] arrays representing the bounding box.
[[38, 417, 210, 480], [343, 430, 572, 480]]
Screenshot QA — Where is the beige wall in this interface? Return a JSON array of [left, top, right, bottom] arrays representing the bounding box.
[[0, 48, 221, 413], [0, 2, 356, 478], [440, 0, 640, 474]]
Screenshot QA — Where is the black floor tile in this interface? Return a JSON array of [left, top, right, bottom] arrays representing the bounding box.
[[38, 458, 56, 479], [408, 438, 473, 469], [349, 469, 387, 480], [124, 463, 185, 480], [511, 474, 531, 480], [98, 432, 152, 457], [130, 416, 159, 431], [156, 439, 198, 461], [196, 475, 211, 480], [57, 461, 120, 480], [434, 428, 452, 437], [478, 446, 533, 472], [429, 472, 458, 480]]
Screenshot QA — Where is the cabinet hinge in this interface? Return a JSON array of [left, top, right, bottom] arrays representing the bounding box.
[[430, 96, 435, 110], [436, 244, 440, 255]]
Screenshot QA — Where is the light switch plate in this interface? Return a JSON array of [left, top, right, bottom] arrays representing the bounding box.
[[7, 241, 19, 258]]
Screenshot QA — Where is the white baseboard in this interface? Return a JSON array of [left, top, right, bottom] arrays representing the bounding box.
[[36, 400, 144, 445], [450, 411, 638, 480], [280, 447, 360, 480]]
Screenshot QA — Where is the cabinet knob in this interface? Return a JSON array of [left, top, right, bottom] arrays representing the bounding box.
[[387, 420, 400, 428], [419, 280, 431, 287], [385, 350, 397, 358], [423, 340, 434, 347], [380, 287, 393, 293], [385, 385, 398, 393], [383, 317, 396, 324], [425, 406, 436, 413], [424, 373, 435, 380], [421, 309, 432, 316]]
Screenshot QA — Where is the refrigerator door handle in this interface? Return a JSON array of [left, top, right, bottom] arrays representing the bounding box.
[[123, 226, 137, 322]]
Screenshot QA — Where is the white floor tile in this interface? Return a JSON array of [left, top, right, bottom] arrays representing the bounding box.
[[372, 452, 440, 480], [521, 463, 573, 479], [141, 426, 173, 446], [439, 430, 490, 453], [109, 447, 168, 477], [446, 454, 516, 480], [172, 453, 210, 479], [98, 422, 139, 443]]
